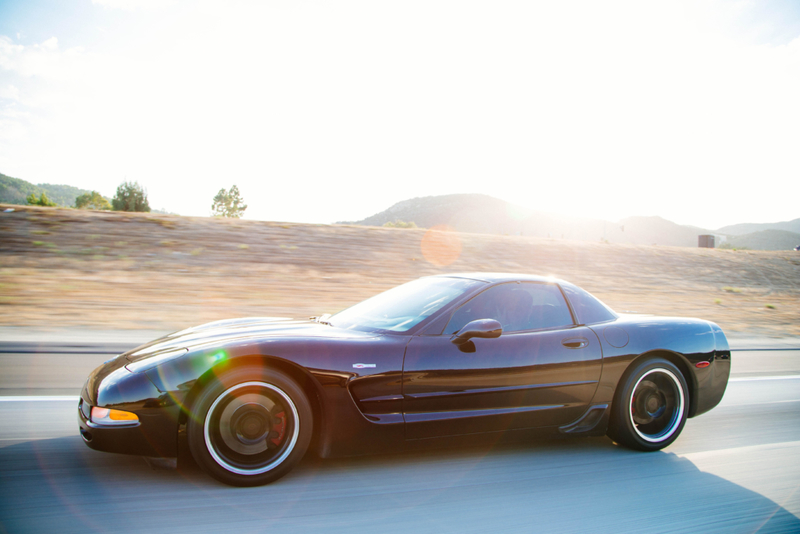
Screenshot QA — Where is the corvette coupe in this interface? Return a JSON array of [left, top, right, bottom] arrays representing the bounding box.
[[79, 273, 730, 486]]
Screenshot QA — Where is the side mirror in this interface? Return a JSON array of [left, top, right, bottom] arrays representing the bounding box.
[[450, 319, 502, 346]]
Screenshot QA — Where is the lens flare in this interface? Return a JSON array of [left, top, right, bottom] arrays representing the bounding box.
[[420, 225, 462, 267]]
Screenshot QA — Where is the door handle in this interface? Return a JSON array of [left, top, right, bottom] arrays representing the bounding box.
[[562, 338, 588, 349]]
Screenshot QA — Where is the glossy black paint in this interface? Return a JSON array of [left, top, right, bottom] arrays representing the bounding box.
[[450, 318, 502, 346], [78, 356, 181, 457], [402, 325, 603, 439], [79, 273, 730, 461]]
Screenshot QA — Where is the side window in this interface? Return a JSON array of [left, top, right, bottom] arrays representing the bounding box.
[[446, 283, 574, 334], [560, 283, 617, 325]]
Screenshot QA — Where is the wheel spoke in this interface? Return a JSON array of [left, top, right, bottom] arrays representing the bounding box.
[[628, 368, 685, 443], [204, 381, 300, 475]]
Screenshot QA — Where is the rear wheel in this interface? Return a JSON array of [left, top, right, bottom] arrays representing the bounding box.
[[607, 358, 688, 451], [188, 366, 313, 486]]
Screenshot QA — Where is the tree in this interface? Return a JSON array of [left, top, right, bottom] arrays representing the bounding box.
[[211, 185, 247, 218], [26, 192, 57, 207], [75, 191, 111, 210], [112, 181, 150, 212]]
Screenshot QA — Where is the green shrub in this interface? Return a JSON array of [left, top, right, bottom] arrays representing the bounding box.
[[112, 181, 150, 212], [26, 192, 57, 207], [75, 191, 111, 210], [212, 185, 247, 218]]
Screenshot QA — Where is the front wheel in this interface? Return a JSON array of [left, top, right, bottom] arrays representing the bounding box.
[[188, 366, 313, 486], [607, 358, 688, 451]]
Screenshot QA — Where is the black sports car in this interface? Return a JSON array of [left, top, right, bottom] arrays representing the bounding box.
[[79, 273, 730, 486]]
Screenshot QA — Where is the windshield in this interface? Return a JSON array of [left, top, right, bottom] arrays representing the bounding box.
[[329, 277, 484, 333]]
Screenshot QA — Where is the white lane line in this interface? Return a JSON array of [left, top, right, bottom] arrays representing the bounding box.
[[678, 440, 800, 461], [0, 396, 79, 402], [729, 375, 800, 382], [721, 399, 800, 407], [0, 437, 67, 441]]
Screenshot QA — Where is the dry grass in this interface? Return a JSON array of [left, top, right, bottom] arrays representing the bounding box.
[[1, 204, 798, 335]]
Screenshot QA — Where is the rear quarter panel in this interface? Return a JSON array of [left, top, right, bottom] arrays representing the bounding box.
[[590, 316, 730, 418]]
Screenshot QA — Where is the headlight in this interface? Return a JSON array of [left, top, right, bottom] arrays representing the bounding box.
[[91, 407, 139, 426]]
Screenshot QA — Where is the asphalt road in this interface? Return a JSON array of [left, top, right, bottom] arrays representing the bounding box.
[[1, 340, 799, 533]]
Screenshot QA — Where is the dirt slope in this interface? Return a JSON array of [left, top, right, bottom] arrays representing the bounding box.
[[1, 204, 798, 336]]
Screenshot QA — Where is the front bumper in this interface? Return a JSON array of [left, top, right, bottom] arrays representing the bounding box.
[[78, 397, 167, 456], [78, 357, 182, 458]]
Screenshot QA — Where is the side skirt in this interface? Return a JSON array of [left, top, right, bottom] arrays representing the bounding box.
[[559, 404, 609, 436]]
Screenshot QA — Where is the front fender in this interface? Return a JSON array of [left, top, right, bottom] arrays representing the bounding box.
[[143, 334, 409, 458]]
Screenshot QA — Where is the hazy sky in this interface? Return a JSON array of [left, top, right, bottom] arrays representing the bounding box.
[[1, 0, 798, 230]]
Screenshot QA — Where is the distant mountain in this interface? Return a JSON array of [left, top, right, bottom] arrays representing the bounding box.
[[610, 216, 712, 247], [348, 194, 797, 250], [0, 173, 110, 207], [347, 194, 715, 247], [37, 182, 105, 207], [0, 173, 40, 204], [352, 194, 532, 235], [717, 219, 800, 236], [724, 230, 800, 251]]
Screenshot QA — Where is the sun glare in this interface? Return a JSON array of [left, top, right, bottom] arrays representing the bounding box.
[[0, 0, 797, 228]]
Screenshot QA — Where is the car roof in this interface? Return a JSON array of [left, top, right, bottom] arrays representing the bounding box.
[[433, 272, 569, 285]]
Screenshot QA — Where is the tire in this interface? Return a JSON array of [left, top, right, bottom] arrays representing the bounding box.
[[607, 358, 689, 451], [187, 366, 313, 486]]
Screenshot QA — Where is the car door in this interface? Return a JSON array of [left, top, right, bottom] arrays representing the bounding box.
[[402, 282, 603, 440]]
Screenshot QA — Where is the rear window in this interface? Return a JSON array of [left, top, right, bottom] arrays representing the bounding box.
[[560, 284, 617, 325]]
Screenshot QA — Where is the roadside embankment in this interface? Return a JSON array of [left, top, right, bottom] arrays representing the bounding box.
[[2, 204, 798, 335]]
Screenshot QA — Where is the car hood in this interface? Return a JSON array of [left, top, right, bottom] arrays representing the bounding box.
[[124, 316, 372, 363]]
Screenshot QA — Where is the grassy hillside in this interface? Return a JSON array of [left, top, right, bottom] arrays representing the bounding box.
[[0, 173, 110, 207], [1, 204, 798, 335], [37, 183, 105, 207], [0, 173, 41, 205]]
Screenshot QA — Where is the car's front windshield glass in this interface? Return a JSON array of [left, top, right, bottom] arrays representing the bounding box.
[[329, 277, 485, 333]]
